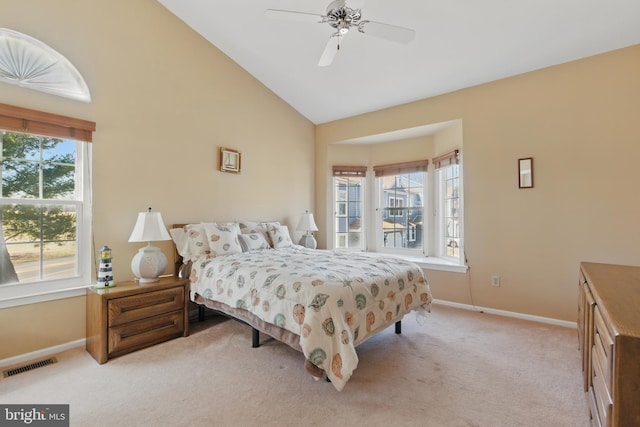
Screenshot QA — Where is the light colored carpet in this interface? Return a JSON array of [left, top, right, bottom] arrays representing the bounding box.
[[1, 304, 588, 427]]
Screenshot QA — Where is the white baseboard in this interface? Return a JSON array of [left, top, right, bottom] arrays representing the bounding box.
[[433, 299, 576, 329], [0, 338, 85, 369], [0, 302, 575, 368]]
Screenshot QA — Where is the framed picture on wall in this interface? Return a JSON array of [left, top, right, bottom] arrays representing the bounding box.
[[518, 157, 533, 188], [220, 147, 241, 174]]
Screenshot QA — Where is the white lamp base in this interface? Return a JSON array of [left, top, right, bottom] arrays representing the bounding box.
[[131, 243, 167, 283], [299, 233, 317, 249]]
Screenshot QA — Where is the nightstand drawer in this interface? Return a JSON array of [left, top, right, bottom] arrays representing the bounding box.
[[108, 311, 184, 356], [108, 287, 185, 326]]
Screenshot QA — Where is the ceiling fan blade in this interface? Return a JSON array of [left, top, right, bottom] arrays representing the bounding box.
[[265, 9, 325, 23], [348, 0, 366, 9], [326, 0, 347, 13], [359, 21, 415, 44], [318, 36, 341, 67]]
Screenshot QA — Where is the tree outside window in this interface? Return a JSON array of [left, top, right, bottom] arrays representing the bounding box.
[[1, 131, 80, 285]]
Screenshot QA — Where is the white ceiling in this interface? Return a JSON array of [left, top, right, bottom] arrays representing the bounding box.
[[157, 0, 640, 125]]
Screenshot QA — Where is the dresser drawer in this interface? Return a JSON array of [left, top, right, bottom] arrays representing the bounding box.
[[586, 388, 602, 427], [593, 308, 613, 358], [578, 282, 585, 349], [108, 287, 185, 326], [593, 331, 612, 389], [108, 311, 184, 356], [591, 354, 612, 427], [583, 286, 596, 391]]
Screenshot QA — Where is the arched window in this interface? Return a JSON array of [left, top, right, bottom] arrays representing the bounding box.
[[0, 28, 91, 102]]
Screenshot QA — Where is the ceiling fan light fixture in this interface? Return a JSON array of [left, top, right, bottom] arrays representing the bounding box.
[[267, 0, 415, 67]]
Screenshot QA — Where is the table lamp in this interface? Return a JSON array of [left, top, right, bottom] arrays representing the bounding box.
[[296, 210, 318, 249], [128, 207, 171, 283]]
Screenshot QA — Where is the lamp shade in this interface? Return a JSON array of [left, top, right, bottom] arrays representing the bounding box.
[[128, 210, 171, 243], [296, 211, 318, 232]]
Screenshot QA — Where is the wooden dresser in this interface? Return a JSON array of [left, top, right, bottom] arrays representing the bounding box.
[[578, 262, 640, 426], [86, 277, 189, 364]]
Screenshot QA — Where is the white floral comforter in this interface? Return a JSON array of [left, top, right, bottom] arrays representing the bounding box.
[[189, 246, 432, 391]]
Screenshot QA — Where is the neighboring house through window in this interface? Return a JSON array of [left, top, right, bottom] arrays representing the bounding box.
[[331, 149, 465, 270], [374, 160, 427, 255], [332, 165, 366, 249]]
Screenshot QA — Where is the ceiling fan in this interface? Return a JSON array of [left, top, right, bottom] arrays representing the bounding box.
[[265, 0, 415, 67]]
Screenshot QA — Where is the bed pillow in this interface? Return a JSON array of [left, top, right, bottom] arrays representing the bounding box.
[[239, 221, 280, 247], [268, 224, 294, 248], [169, 224, 212, 261], [203, 222, 243, 257], [238, 233, 271, 252]]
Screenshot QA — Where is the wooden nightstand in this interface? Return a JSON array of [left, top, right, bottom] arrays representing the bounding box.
[[86, 276, 189, 364]]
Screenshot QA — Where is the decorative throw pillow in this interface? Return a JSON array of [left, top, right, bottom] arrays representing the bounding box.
[[238, 233, 271, 252], [268, 224, 293, 248], [203, 222, 243, 257], [238, 221, 280, 247], [169, 224, 211, 261]]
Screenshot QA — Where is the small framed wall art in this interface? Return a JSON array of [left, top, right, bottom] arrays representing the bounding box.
[[518, 157, 533, 188], [220, 147, 241, 174]]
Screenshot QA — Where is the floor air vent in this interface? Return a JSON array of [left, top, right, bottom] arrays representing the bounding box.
[[3, 357, 57, 378]]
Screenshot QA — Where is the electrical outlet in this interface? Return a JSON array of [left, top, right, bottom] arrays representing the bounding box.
[[491, 275, 501, 287]]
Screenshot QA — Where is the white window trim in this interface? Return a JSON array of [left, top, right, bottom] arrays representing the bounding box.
[[0, 141, 93, 308], [434, 164, 464, 264], [395, 254, 468, 273], [330, 174, 367, 251], [373, 172, 425, 257], [329, 163, 467, 272]]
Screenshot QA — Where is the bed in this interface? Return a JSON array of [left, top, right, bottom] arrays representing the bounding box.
[[171, 221, 432, 391]]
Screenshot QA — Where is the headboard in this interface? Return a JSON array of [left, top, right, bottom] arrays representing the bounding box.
[[171, 224, 187, 277]]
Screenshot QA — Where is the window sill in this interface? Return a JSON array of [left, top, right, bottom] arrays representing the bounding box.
[[0, 284, 91, 309], [392, 255, 468, 273], [356, 249, 468, 273]]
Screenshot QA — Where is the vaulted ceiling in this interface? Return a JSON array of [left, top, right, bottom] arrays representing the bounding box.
[[158, 0, 640, 125]]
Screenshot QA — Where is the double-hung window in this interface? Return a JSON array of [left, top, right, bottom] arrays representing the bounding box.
[[331, 151, 464, 271], [433, 150, 462, 263], [373, 160, 428, 255], [0, 104, 95, 307], [332, 166, 366, 249]]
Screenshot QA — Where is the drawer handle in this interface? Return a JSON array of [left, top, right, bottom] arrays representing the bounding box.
[[119, 319, 178, 339], [120, 296, 177, 313]]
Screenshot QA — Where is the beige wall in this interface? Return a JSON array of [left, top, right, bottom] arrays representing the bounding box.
[[316, 44, 640, 322], [0, 0, 314, 359], [2, 1, 639, 360]]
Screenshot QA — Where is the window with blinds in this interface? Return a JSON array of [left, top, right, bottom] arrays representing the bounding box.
[[374, 160, 427, 253], [330, 150, 464, 268], [0, 103, 95, 305]]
